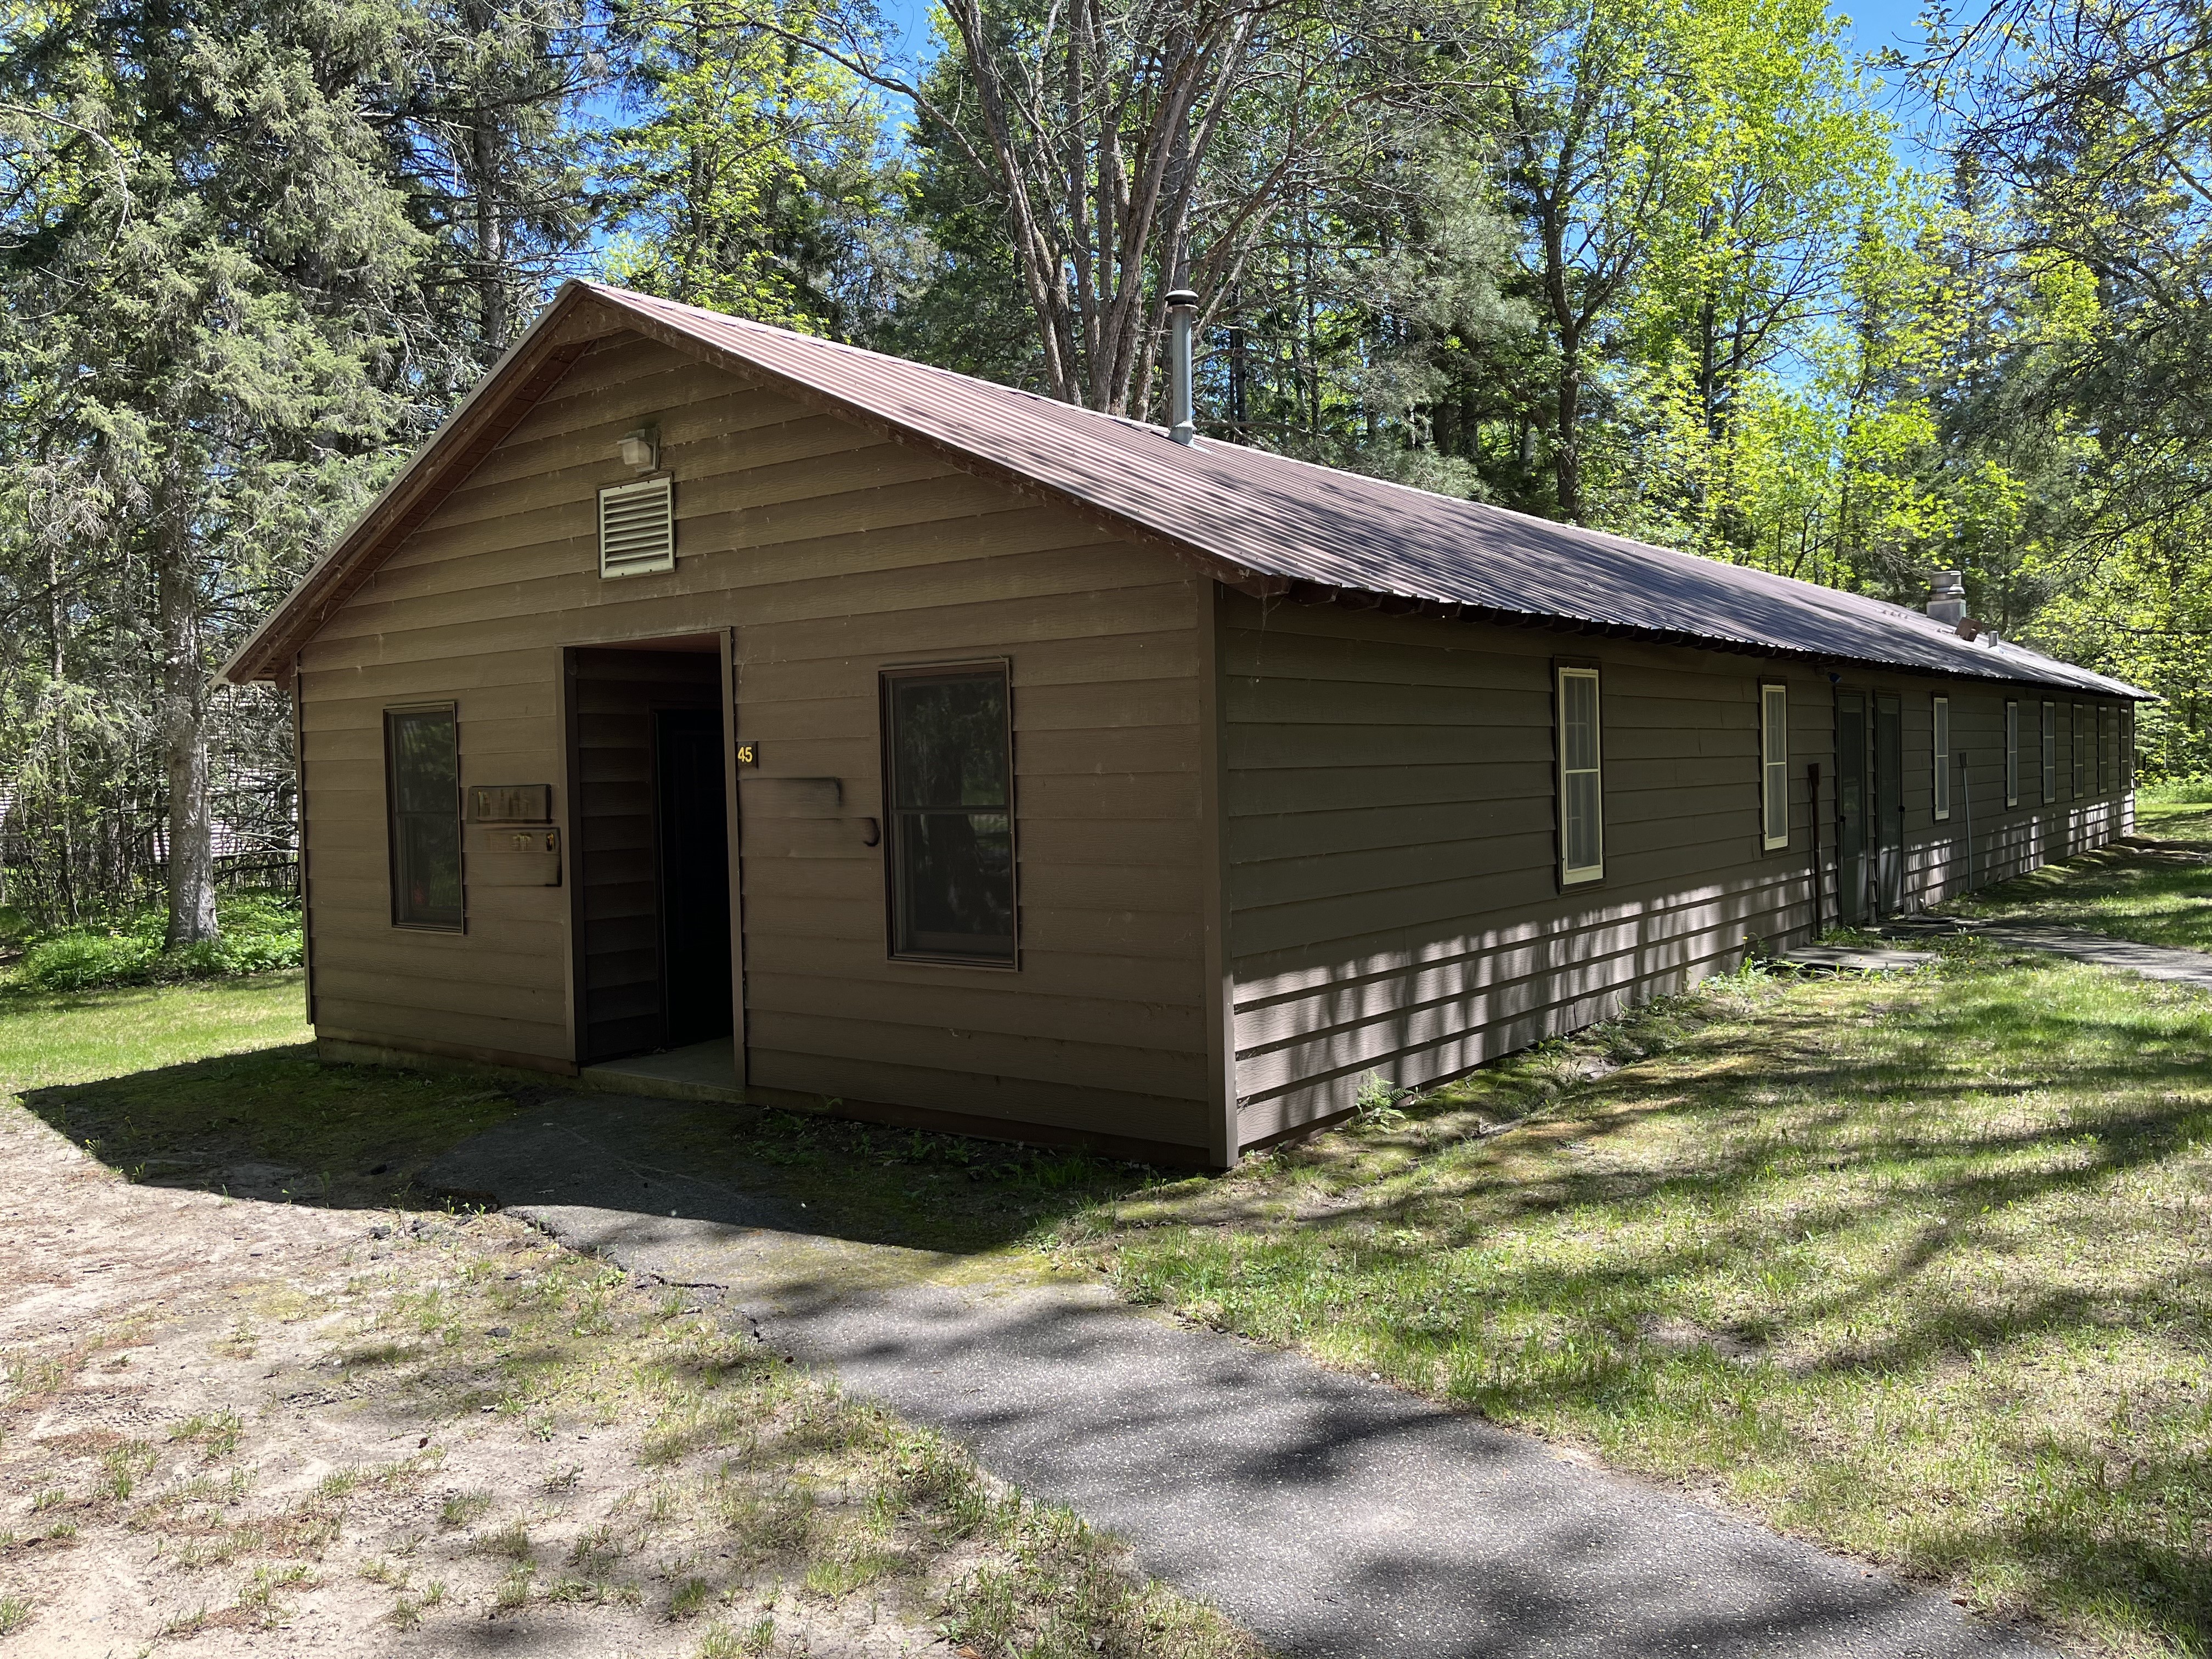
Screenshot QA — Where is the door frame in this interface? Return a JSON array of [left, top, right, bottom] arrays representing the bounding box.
[[717, 626, 747, 1088], [561, 634, 744, 1079]]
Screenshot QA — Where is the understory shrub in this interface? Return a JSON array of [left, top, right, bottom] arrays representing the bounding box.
[[11, 892, 302, 991]]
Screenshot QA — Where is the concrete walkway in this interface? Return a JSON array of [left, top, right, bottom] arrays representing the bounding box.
[[422, 1097, 2055, 1659], [1968, 919, 2212, 991]]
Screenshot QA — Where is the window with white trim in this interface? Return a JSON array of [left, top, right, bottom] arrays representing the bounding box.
[[1760, 683, 1788, 850], [2041, 701, 2057, 803], [2072, 703, 2086, 797], [2005, 700, 2019, 808], [1933, 696, 1952, 821], [1556, 666, 1604, 885]]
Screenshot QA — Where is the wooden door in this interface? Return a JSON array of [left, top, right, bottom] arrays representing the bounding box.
[[1875, 694, 1904, 915], [1836, 693, 1867, 924]]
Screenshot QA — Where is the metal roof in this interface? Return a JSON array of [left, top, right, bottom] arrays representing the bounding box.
[[223, 280, 2148, 699]]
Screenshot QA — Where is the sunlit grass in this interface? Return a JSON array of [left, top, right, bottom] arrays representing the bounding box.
[[0, 971, 309, 1096], [1949, 804, 2212, 950], [1064, 947, 2212, 1658]]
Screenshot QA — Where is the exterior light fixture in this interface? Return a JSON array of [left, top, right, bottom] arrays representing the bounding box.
[[618, 428, 659, 470]]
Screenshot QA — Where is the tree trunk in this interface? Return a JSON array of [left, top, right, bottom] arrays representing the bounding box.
[[159, 544, 217, 947], [47, 540, 78, 924], [1554, 338, 1584, 520], [464, 0, 509, 348]]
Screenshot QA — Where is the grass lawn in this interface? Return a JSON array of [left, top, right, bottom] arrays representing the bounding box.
[[14, 945, 2211, 1654], [1057, 944, 2212, 1659], [0, 970, 533, 1207], [1946, 800, 2212, 951], [5, 967, 1149, 1242]]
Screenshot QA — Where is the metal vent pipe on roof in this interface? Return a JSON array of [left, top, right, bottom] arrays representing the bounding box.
[[1165, 289, 1199, 445], [1927, 569, 1966, 626]]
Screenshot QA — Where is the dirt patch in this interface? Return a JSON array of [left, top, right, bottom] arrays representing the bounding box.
[[0, 1103, 1261, 1658]]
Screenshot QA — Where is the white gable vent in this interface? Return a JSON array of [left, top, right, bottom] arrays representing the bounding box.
[[597, 477, 675, 578]]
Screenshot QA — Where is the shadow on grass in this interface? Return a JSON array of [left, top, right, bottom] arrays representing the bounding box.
[[20, 1044, 1167, 1253], [1094, 952, 2212, 1652], [1951, 817, 2212, 950]]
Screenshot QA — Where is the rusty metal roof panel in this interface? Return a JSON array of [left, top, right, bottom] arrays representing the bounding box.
[[590, 286, 2142, 699]]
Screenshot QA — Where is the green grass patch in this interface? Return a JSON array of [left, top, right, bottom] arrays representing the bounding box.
[[0, 969, 528, 1207], [0, 969, 309, 1095], [1947, 803, 2212, 950], [1061, 952, 2212, 1658], [0, 962, 1152, 1231]]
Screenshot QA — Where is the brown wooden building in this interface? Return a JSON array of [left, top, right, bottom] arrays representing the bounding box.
[[222, 281, 2148, 1168]]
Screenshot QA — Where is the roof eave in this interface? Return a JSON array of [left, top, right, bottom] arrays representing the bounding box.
[[218, 282, 621, 685]]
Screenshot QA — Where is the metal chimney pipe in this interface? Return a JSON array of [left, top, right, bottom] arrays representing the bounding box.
[[1927, 569, 1966, 626], [1165, 288, 1199, 445]]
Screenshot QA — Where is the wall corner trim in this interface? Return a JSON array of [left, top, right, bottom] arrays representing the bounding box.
[[1197, 578, 1239, 1170]]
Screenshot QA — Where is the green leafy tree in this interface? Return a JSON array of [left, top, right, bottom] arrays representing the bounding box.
[[596, 0, 895, 334]]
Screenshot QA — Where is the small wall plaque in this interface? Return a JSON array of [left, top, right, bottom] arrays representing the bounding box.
[[475, 826, 561, 887], [470, 783, 552, 823], [734, 741, 759, 766]]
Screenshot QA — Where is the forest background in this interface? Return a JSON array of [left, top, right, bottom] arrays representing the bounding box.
[[2, 0, 2209, 950]]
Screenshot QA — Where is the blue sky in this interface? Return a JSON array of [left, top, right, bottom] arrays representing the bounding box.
[[862, 0, 1942, 149], [867, 2, 1937, 61]]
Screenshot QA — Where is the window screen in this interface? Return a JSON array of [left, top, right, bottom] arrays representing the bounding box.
[[386, 706, 462, 929], [1557, 667, 1604, 884], [2098, 706, 2112, 794], [2041, 702, 2057, 804], [1933, 696, 1952, 821], [883, 665, 1015, 962], [2072, 703, 2086, 797], [2005, 701, 2019, 807], [1760, 684, 1788, 850]]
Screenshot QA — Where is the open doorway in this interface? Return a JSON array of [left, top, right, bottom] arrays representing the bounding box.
[[655, 707, 732, 1047], [567, 641, 737, 1077], [1874, 693, 1904, 914], [1836, 692, 1867, 924]]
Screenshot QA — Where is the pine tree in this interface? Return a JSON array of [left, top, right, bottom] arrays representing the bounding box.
[[0, 0, 430, 943]]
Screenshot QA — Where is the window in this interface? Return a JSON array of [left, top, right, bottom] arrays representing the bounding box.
[[2005, 700, 2019, 808], [2041, 701, 2057, 803], [1933, 696, 1952, 821], [882, 664, 1015, 963], [2098, 706, 2112, 794], [1760, 683, 1788, 850], [2072, 703, 2086, 797], [1556, 666, 1604, 884], [386, 706, 462, 929]]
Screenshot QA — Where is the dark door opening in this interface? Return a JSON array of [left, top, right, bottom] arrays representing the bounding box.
[[1875, 694, 1904, 915], [1836, 693, 1867, 924], [569, 645, 731, 1065], [656, 707, 734, 1047]]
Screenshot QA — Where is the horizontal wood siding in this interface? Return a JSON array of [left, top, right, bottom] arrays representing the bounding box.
[[1831, 676, 2130, 911], [297, 639, 572, 1069], [1221, 597, 2132, 1146], [297, 327, 1210, 1155]]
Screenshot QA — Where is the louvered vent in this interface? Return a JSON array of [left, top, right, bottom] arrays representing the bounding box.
[[597, 477, 675, 578]]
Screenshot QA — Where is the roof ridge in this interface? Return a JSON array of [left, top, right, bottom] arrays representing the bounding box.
[[222, 279, 2149, 698]]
